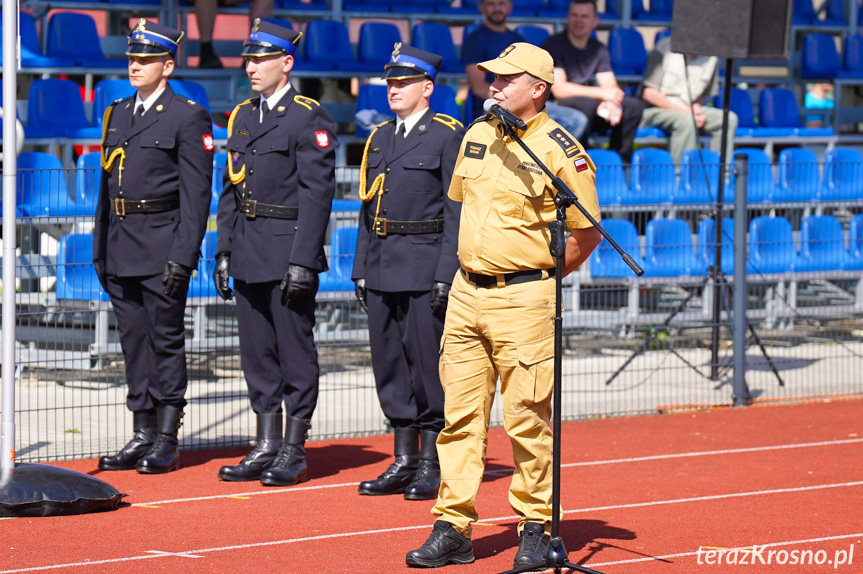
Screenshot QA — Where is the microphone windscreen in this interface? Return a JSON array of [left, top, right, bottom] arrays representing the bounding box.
[[483, 98, 496, 113]]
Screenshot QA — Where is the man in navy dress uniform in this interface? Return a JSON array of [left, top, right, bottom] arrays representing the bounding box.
[[213, 19, 338, 486], [352, 44, 464, 501], [94, 19, 214, 474]]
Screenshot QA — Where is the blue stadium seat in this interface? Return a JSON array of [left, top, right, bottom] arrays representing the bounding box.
[[509, 0, 549, 17], [846, 214, 863, 270], [212, 152, 228, 214], [343, 0, 392, 13], [839, 34, 863, 78], [357, 22, 402, 71], [302, 20, 366, 72], [654, 28, 671, 45], [758, 88, 834, 136], [430, 85, 462, 120], [56, 234, 109, 301], [714, 88, 780, 138], [275, 0, 328, 9], [75, 152, 101, 217], [388, 0, 450, 13], [586, 149, 626, 206], [171, 79, 228, 139], [697, 217, 742, 275], [608, 28, 647, 76], [357, 83, 392, 116], [640, 0, 673, 21], [17, 152, 79, 217], [320, 226, 358, 292], [794, 0, 844, 25], [826, 0, 848, 24], [608, 0, 647, 19], [601, 0, 623, 19], [93, 79, 135, 127], [12, 11, 75, 68], [47, 13, 127, 69], [796, 215, 853, 271], [675, 149, 722, 205], [644, 218, 699, 277], [730, 148, 775, 202], [589, 218, 645, 278], [801, 33, 841, 79], [514, 25, 551, 47], [748, 216, 800, 274], [820, 147, 863, 201], [625, 148, 676, 205], [435, 0, 478, 15], [412, 23, 462, 73], [188, 230, 226, 298], [26, 78, 100, 139], [775, 147, 821, 202]]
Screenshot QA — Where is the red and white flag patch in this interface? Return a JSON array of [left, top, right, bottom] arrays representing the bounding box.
[[202, 134, 214, 151], [574, 157, 588, 172], [315, 131, 330, 148]]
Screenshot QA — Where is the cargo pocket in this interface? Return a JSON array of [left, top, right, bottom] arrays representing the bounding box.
[[516, 334, 554, 405]]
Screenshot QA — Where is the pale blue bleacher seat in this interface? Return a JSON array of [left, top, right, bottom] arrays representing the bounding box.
[[675, 149, 722, 205], [625, 148, 676, 205], [12, 11, 75, 68], [801, 33, 841, 79], [644, 218, 699, 277], [775, 147, 821, 202], [796, 214, 853, 271], [758, 88, 834, 137], [171, 79, 228, 139], [26, 78, 101, 139], [93, 79, 135, 127], [303, 20, 367, 72], [17, 152, 80, 218], [846, 214, 863, 270], [586, 149, 626, 206], [357, 22, 402, 71], [697, 217, 743, 275], [820, 148, 863, 201], [412, 23, 462, 73], [319, 226, 358, 292], [212, 152, 228, 214], [47, 13, 127, 69], [748, 216, 801, 274], [56, 233, 109, 301], [430, 85, 462, 120], [731, 148, 776, 203], [839, 35, 863, 78], [608, 28, 647, 76], [514, 25, 551, 47], [75, 152, 101, 217], [589, 218, 645, 278]]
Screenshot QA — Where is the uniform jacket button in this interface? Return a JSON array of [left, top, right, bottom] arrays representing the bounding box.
[[385, 168, 390, 173]]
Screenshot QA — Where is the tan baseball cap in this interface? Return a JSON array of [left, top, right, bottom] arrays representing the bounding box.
[[477, 42, 555, 85]]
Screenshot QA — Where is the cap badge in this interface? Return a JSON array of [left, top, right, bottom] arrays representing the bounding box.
[[391, 42, 402, 61], [252, 18, 260, 32], [499, 44, 516, 58], [134, 18, 147, 33]]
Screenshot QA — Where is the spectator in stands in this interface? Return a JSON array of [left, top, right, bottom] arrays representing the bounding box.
[[541, 0, 644, 161], [193, 0, 274, 68], [462, 0, 588, 139], [638, 36, 738, 164], [352, 45, 464, 502], [94, 20, 214, 475], [213, 19, 337, 486], [804, 82, 834, 127]]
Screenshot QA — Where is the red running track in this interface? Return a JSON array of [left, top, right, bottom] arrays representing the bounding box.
[[1, 399, 861, 573]]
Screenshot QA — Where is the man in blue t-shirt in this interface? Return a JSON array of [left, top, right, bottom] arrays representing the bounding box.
[[541, 0, 644, 160], [462, 0, 588, 139]]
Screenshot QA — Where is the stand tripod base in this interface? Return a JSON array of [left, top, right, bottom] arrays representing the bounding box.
[[499, 537, 606, 574]]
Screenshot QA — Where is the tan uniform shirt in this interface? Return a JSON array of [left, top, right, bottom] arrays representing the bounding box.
[[642, 36, 719, 108], [448, 110, 601, 275]]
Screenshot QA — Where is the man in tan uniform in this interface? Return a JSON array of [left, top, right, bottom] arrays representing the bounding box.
[[405, 42, 602, 570]]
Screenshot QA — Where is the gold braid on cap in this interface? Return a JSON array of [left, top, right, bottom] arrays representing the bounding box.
[[226, 98, 256, 185], [358, 120, 395, 232], [100, 102, 126, 188]]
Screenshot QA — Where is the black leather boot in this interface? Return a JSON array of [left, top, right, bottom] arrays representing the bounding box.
[[404, 429, 441, 501], [136, 405, 183, 474], [98, 409, 157, 470], [259, 416, 310, 486], [513, 522, 550, 571], [405, 520, 475, 568], [218, 413, 283, 481], [358, 427, 420, 496]]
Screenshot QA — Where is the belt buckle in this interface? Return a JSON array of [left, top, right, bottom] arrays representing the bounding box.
[[244, 199, 257, 218], [113, 198, 126, 217], [374, 218, 387, 237]]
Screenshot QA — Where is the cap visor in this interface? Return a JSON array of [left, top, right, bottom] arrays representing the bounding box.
[[476, 58, 524, 77], [126, 45, 172, 56], [241, 44, 285, 57], [383, 66, 428, 81]]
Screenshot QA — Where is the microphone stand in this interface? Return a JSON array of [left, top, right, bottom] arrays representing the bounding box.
[[496, 116, 642, 574]]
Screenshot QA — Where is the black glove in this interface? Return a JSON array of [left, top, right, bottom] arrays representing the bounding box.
[[93, 259, 107, 291], [429, 281, 451, 317], [354, 278, 367, 312], [213, 253, 233, 301], [162, 260, 193, 298], [280, 264, 317, 301]]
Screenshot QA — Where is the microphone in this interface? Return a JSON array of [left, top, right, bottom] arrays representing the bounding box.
[[483, 99, 527, 131]]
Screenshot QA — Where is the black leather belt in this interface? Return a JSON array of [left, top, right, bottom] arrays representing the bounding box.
[[372, 218, 444, 237], [113, 194, 179, 217], [242, 199, 299, 220], [461, 267, 555, 287]]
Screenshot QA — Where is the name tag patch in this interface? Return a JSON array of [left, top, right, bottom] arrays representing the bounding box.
[[464, 142, 487, 159]]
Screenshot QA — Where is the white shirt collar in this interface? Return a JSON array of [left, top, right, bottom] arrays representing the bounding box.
[[134, 86, 167, 113], [395, 106, 430, 137], [260, 82, 292, 120]]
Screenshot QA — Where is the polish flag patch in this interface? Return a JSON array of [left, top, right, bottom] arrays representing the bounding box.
[[202, 134, 214, 151], [574, 157, 588, 172], [315, 131, 330, 148]]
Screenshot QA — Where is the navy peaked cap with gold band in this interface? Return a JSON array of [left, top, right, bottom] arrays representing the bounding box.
[[383, 43, 442, 82], [127, 19, 183, 57], [242, 18, 301, 57]]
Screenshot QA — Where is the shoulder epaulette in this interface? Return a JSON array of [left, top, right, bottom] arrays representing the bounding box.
[[112, 97, 125, 105], [294, 95, 320, 111], [433, 113, 463, 131], [465, 113, 492, 133], [548, 126, 581, 158]]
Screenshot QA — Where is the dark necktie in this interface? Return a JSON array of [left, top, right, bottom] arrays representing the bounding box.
[[261, 100, 270, 123], [132, 104, 144, 127], [392, 122, 406, 154]]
